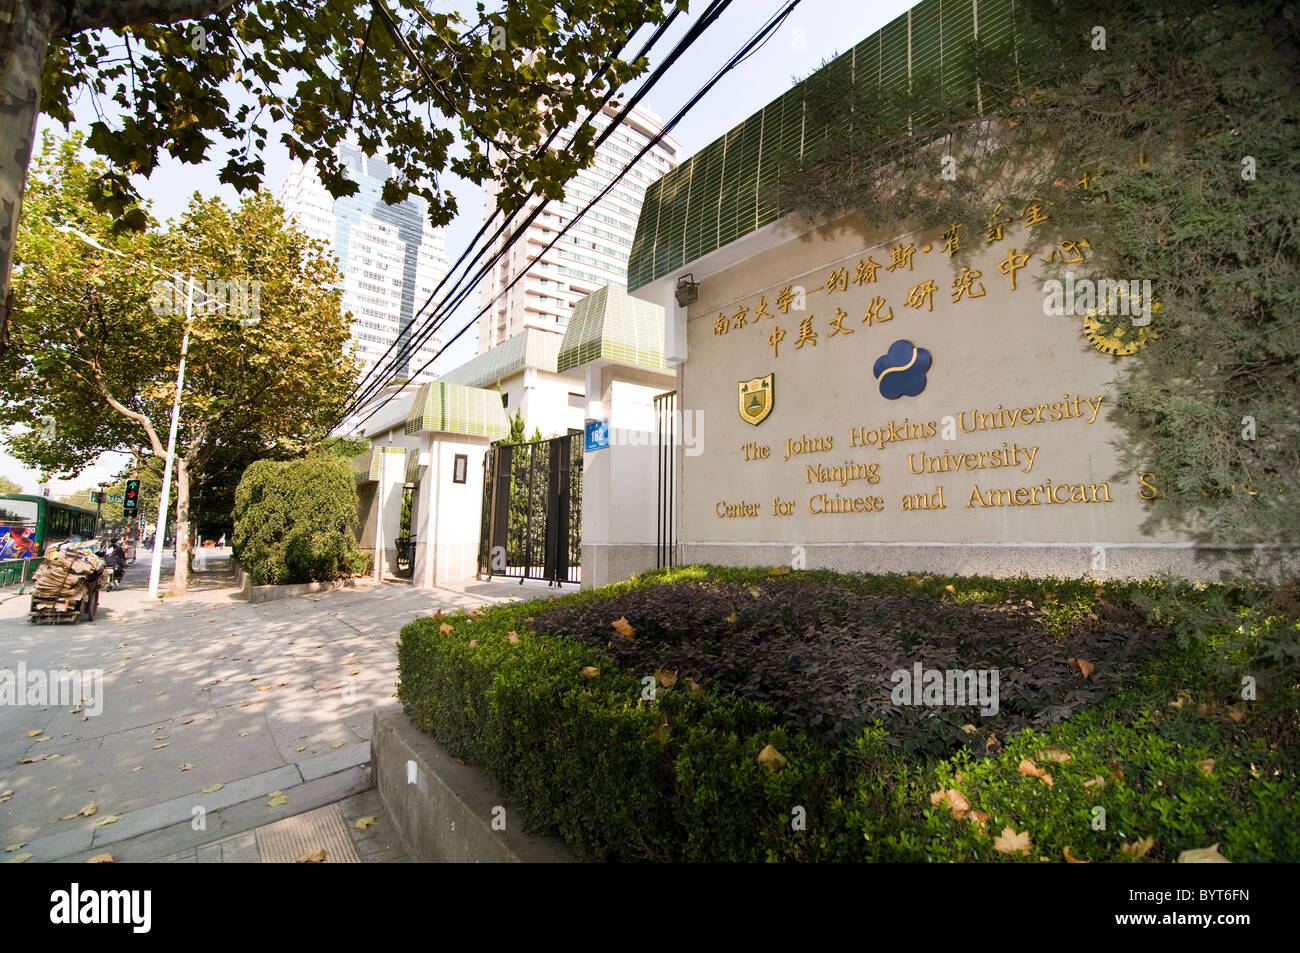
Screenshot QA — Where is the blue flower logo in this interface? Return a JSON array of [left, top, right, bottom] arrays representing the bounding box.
[[873, 339, 932, 399]]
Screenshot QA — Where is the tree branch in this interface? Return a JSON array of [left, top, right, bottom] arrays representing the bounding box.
[[58, 0, 238, 37]]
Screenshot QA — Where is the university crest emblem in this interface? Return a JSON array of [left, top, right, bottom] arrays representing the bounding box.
[[738, 374, 774, 426]]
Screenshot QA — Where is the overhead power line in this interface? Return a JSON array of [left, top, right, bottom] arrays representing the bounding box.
[[343, 0, 803, 434], [335, 3, 690, 419]]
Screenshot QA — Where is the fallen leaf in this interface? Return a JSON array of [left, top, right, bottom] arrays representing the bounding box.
[[86, 853, 114, 863], [296, 746, 306, 753], [757, 743, 787, 773], [1107, 760, 1125, 782], [1120, 836, 1155, 859], [25, 730, 40, 738], [969, 809, 988, 830], [439, 622, 453, 634], [0, 791, 12, 803], [960, 724, 979, 734], [1197, 758, 1215, 776], [179, 763, 195, 772], [611, 617, 635, 639], [580, 666, 599, 678], [152, 743, 169, 750], [267, 791, 288, 807], [5, 853, 32, 864], [1083, 776, 1107, 791], [93, 815, 119, 828], [201, 784, 223, 794], [725, 611, 738, 625], [1040, 747, 1072, 763], [238, 731, 248, 738], [686, 678, 704, 695], [650, 714, 671, 741], [468, 640, 477, 648], [993, 827, 1032, 855], [181, 718, 195, 725], [296, 848, 326, 863], [1018, 759, 1053, 785], [654, 669, 677, 688], [1068, 657, 1095, 679], [331, 742, 345, 749], [155, 734, 169, 740], [768, 565, 790, 576], [1063, 845, 1091, 863], [3, 843, 24, 852], [355, 816, 377, 830], [944, 584, 956, 593], [1177, 843, 1231, 863], [505, 631, 520, 644]]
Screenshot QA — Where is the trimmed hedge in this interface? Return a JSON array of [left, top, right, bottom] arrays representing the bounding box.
[[396, 567, 1300, 862], [232, 452, 370, 586]]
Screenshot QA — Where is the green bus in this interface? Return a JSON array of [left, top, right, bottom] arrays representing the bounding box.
[[0, 494, 101, 588]]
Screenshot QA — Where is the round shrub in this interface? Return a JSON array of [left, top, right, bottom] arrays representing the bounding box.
[[232, 452, 366, 585]]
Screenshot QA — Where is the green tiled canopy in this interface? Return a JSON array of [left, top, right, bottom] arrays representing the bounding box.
[[403, 381, 510, 439], [439, 328, 561, 388], [353, 445, 409, 483], [627, 0, 1023, 290], [557, 284, 667, 373]]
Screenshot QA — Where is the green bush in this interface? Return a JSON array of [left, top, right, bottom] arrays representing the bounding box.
[[232, 453, 367, 585], [396, 567, 1300, 862]]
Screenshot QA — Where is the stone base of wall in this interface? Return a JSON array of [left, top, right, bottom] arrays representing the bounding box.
[[581, 543, 659, 589], [370, 711, 574, 863], [588, 542, 1298, 584]]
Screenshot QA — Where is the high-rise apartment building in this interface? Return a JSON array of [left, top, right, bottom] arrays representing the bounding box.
[[475, 103, 679, 354], [278, 142, 449, 383]]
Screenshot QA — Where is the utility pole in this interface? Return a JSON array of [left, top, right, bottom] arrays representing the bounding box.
[[147, 275, 194, 600]]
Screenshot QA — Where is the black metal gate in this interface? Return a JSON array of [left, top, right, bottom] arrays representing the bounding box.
[[478, 432, 582, 585], [655, 390, 677, 568]]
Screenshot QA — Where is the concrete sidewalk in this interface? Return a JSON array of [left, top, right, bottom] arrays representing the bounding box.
[[0, 551, 572, 862]]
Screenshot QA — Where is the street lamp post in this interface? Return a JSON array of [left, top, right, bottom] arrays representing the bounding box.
[[55, 226, 234, 600]]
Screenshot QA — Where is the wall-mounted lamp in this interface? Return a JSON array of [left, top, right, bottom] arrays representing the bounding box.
[[674, 273, 699, 308]]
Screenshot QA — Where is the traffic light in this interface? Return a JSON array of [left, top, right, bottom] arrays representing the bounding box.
[[123, 479, 140, 519]]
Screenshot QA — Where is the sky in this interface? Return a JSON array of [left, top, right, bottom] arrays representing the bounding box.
[[1, 0, 916, 495]]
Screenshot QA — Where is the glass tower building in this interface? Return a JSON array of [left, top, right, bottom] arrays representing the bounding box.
[[278, 143, 449, 383]]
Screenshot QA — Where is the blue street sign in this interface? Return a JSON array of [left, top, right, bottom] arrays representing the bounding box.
[[584, 419, 610, 452]]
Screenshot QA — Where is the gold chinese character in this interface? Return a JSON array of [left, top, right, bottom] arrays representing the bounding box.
[[828, 308, 853, 337], [768, 325, 785, 358], [904, 279, 938, 311], [887, 243, 916, 272], [713, 313, 729, 335], [997, 248, 1031, 291], [755, 295, 774, 320], [862, 296, 893, 325], [777, 285, 795, 314], [732, 305, 749, 329], [854, 257, 880, 285], [1021, 195, 1051, 227], [986, 202, 1012, 243], [795, 317, 817, 349], [826, 266, 849, 294], [1060, 238, 1090, 264], [941, 223, 961, 256], [951, 266, 986, 302]]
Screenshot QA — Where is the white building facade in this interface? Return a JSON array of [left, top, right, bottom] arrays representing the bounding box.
[[475, 103, 680, 355]]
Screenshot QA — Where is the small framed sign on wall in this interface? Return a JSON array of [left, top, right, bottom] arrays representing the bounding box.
[[453, 453, 468, 484]]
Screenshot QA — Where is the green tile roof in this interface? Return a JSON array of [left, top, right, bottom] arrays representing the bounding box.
[[403, 381, 510, 439], [556, 283, 667, 373], [438, 328, 562, 388], [627, 0, 1023, 290], [353, 445, 409, 483]]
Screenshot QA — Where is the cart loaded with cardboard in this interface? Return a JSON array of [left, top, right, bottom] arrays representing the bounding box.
[[28, 543, 107, 623]]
